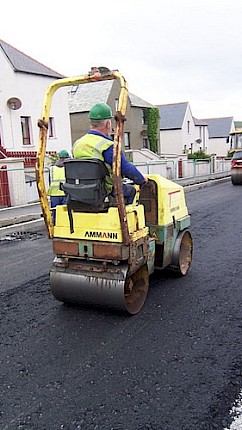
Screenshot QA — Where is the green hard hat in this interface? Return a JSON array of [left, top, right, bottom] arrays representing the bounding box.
[[88, 103, 113, 120], [58, 149, 69, 158]]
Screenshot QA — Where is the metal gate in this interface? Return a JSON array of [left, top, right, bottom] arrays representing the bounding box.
[[0, 165, 11, 206]]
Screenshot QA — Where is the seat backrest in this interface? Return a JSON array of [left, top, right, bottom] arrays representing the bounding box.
[[62, 158, 109, 208]]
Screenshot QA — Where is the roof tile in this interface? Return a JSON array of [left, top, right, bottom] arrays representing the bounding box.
[[0, 39, 63, 78], [68, 80, 154, 113], [200, 117, 234, 138], [158, 102, 189, 129]]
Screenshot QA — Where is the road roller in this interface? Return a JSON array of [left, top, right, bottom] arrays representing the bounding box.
[[231, 149, 242, 185], [36, 68, 193, 315]]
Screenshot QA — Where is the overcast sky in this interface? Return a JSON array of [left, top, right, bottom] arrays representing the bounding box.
[[1, 0, 242, 120]]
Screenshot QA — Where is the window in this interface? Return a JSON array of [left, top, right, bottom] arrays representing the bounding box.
[[124, 132, 130, 149], [143, 138, 149, 148], [108, 132, 129, 148], [187, 121, 190, 134], [49, 117, 55, 138], [21, 116, 31, 145], [69, 84, 79, 94], [142, 109, 147, 125]]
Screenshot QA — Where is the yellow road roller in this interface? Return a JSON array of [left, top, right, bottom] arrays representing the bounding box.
[[36, 68, 193, 315]]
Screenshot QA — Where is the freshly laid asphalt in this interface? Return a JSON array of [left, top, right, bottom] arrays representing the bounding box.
[[0, 172, 231, 238], [1, 175, 241, 430]]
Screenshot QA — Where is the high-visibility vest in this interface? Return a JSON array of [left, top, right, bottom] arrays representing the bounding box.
[[73, 133, 113, 193], [47, 165, 65, 196]]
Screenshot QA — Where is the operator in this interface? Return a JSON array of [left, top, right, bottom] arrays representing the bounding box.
[[47, 149, 70, 223], [72, 103, 147, 204]]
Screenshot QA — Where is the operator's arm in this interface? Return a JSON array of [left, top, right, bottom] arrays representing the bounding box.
[[103, 146, 146, 185]]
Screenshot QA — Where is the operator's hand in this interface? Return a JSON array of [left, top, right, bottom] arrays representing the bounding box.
[[143, 175, 149, 183]]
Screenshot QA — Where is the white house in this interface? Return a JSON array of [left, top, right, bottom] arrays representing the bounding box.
[[158, 102, 209, 155], [200, 117, 235, 156], [0, 39, 72, 155], [158, 102, 235, 157]]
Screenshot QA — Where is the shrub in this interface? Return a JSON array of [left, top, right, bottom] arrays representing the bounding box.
[[147, 107, 159, 153], [188, 149, 210, 159]]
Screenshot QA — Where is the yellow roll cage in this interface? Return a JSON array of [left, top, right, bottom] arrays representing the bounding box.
[[36, 69, 130, 244]]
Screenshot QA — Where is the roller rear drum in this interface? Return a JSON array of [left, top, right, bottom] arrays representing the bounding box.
[[50, 261, 149, 315], [231, 167, 242, 185]]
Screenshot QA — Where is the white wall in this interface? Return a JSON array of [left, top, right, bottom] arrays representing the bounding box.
[[207, 137, 230, 156], [195, 125, 209, 152], [159, 105, 199, 155], [159, 129, 182, 154], [181, 105, 197, 152]]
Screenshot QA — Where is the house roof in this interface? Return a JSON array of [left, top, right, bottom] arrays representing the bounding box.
[[0, 39, 63, 78], [193, 117, 208, 126], [129, 93, 154, 108], [200, 117, 234, 138], [68, 80, 154, 113], [158, 102, 189, 129], [69, 80, 113, 113]]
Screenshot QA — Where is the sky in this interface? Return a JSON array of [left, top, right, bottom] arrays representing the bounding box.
[[1, 0, 242, 120]]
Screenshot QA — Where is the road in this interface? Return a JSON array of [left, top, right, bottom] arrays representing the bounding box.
[[0, 180, 241, 430]]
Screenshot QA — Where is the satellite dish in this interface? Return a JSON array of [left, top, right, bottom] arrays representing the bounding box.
[[7, 97, 22, 110]]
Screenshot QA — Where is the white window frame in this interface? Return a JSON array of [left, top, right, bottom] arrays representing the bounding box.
[[21, 116, 32, 146]]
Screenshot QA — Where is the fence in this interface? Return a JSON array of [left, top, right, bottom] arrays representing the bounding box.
[[0, 166, 50, 208], [0, 145, 56, 167], [134, 157, 231, 179], [0, 158, 232, 208]]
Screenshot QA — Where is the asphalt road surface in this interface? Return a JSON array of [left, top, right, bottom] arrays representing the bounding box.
[[0, 180, 241, 430]]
